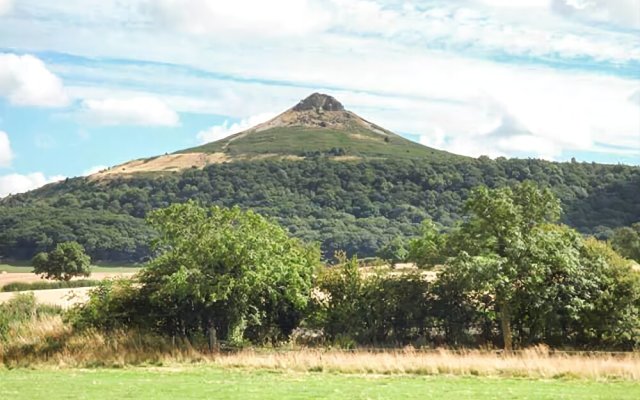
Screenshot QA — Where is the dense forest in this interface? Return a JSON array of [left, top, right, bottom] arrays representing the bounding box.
[[1, 156, 639, 262]]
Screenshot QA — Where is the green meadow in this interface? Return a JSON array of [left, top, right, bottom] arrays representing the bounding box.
[[1, 367, 639, 400]]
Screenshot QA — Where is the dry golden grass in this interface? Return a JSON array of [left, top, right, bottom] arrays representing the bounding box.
[[2, 318, 639, 380], [212, 348, 640, 380], [0, 316, 203, 368]]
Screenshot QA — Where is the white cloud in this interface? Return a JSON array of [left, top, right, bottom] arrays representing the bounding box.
[[0, 0, 12, 16], [0, 53, 69, 107], [196, 112, 277, 144], [552, 0, 640, 29], [477, 0, 550, 8], [133, 0, 640, 64], [82, 165, 108, 176], [0, 131, 13, 167], [418, 107, 562, 160], [0, 172, 65, 198], [144, 0, 331, 37], [80, 96, 180, 126]]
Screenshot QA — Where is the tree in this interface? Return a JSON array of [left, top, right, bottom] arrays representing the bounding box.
[[575, 238, 640, 349], [408, 220, 446, 268], [314, 254, 364, 343], [138, 202, 319, 344], [32, 241, 91, 281], [444, 182, 562, 351], [611, 223, 640, 263], [376, 236, 408, 267]]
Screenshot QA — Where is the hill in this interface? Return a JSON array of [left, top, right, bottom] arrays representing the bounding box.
[[181, 93, 455, 160], [92, 93, 459, 177], [1, 94, 639, 262]]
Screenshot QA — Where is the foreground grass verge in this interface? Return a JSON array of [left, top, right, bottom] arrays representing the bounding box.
[[0, 366, 639, 400], [2, 316, 639, 380]]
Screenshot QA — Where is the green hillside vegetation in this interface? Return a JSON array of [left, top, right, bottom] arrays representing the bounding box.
[[1, 157, 638, 262], [183, 125, 455, 160]]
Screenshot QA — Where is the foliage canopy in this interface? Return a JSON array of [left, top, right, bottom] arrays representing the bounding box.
[[32, 241, 91, 281]]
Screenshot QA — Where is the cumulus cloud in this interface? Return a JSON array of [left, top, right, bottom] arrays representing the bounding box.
[[80, 97, 179, 126], [0, 172, 65, 198], [0, 131, 13, 167], [0, 0, 12, 16], [196, 112, 276, 144], [418, 106, 562, 160], [0, 53, 69, 107], [552, 0, 640, 29]]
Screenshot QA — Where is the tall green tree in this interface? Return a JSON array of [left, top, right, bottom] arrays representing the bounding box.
[[32, 241, 91, 281], [445, 182, 562, 350]]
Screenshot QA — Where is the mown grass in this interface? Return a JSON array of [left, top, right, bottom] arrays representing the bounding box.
[[0, 366, 638, 400], [0, 263, 140, 273]]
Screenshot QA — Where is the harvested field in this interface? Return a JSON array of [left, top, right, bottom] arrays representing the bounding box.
[[0, 287, 92, 308], [0, 272, 134, 288], [0, 272, 135, 307]]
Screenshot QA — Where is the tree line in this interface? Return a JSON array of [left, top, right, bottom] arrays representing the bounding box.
[[1, 157, 638, 263], [70, 182, 640, 351]]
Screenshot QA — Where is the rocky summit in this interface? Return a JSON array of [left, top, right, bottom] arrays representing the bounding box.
[[292, 93, 345, 112]]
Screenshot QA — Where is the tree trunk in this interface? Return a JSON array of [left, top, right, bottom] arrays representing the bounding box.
[[500, 302, 513, 352], [208, 326, 218, 352]]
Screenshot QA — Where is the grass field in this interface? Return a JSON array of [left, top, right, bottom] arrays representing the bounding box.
[[0, 263, 140, 273], [1, 366, 639, 400]]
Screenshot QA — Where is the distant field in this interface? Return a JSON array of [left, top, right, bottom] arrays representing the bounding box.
[[0, 263, 140, 273], [0, 367, 638, 400]]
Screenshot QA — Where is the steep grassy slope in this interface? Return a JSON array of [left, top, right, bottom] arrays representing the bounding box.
[[183, 125, 455, 161]]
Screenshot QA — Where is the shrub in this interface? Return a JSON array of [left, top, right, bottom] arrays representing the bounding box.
[[0, 293, 61, 342]]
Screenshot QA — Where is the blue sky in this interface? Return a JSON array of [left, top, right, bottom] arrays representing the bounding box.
[[0, 0, 638, 196]]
